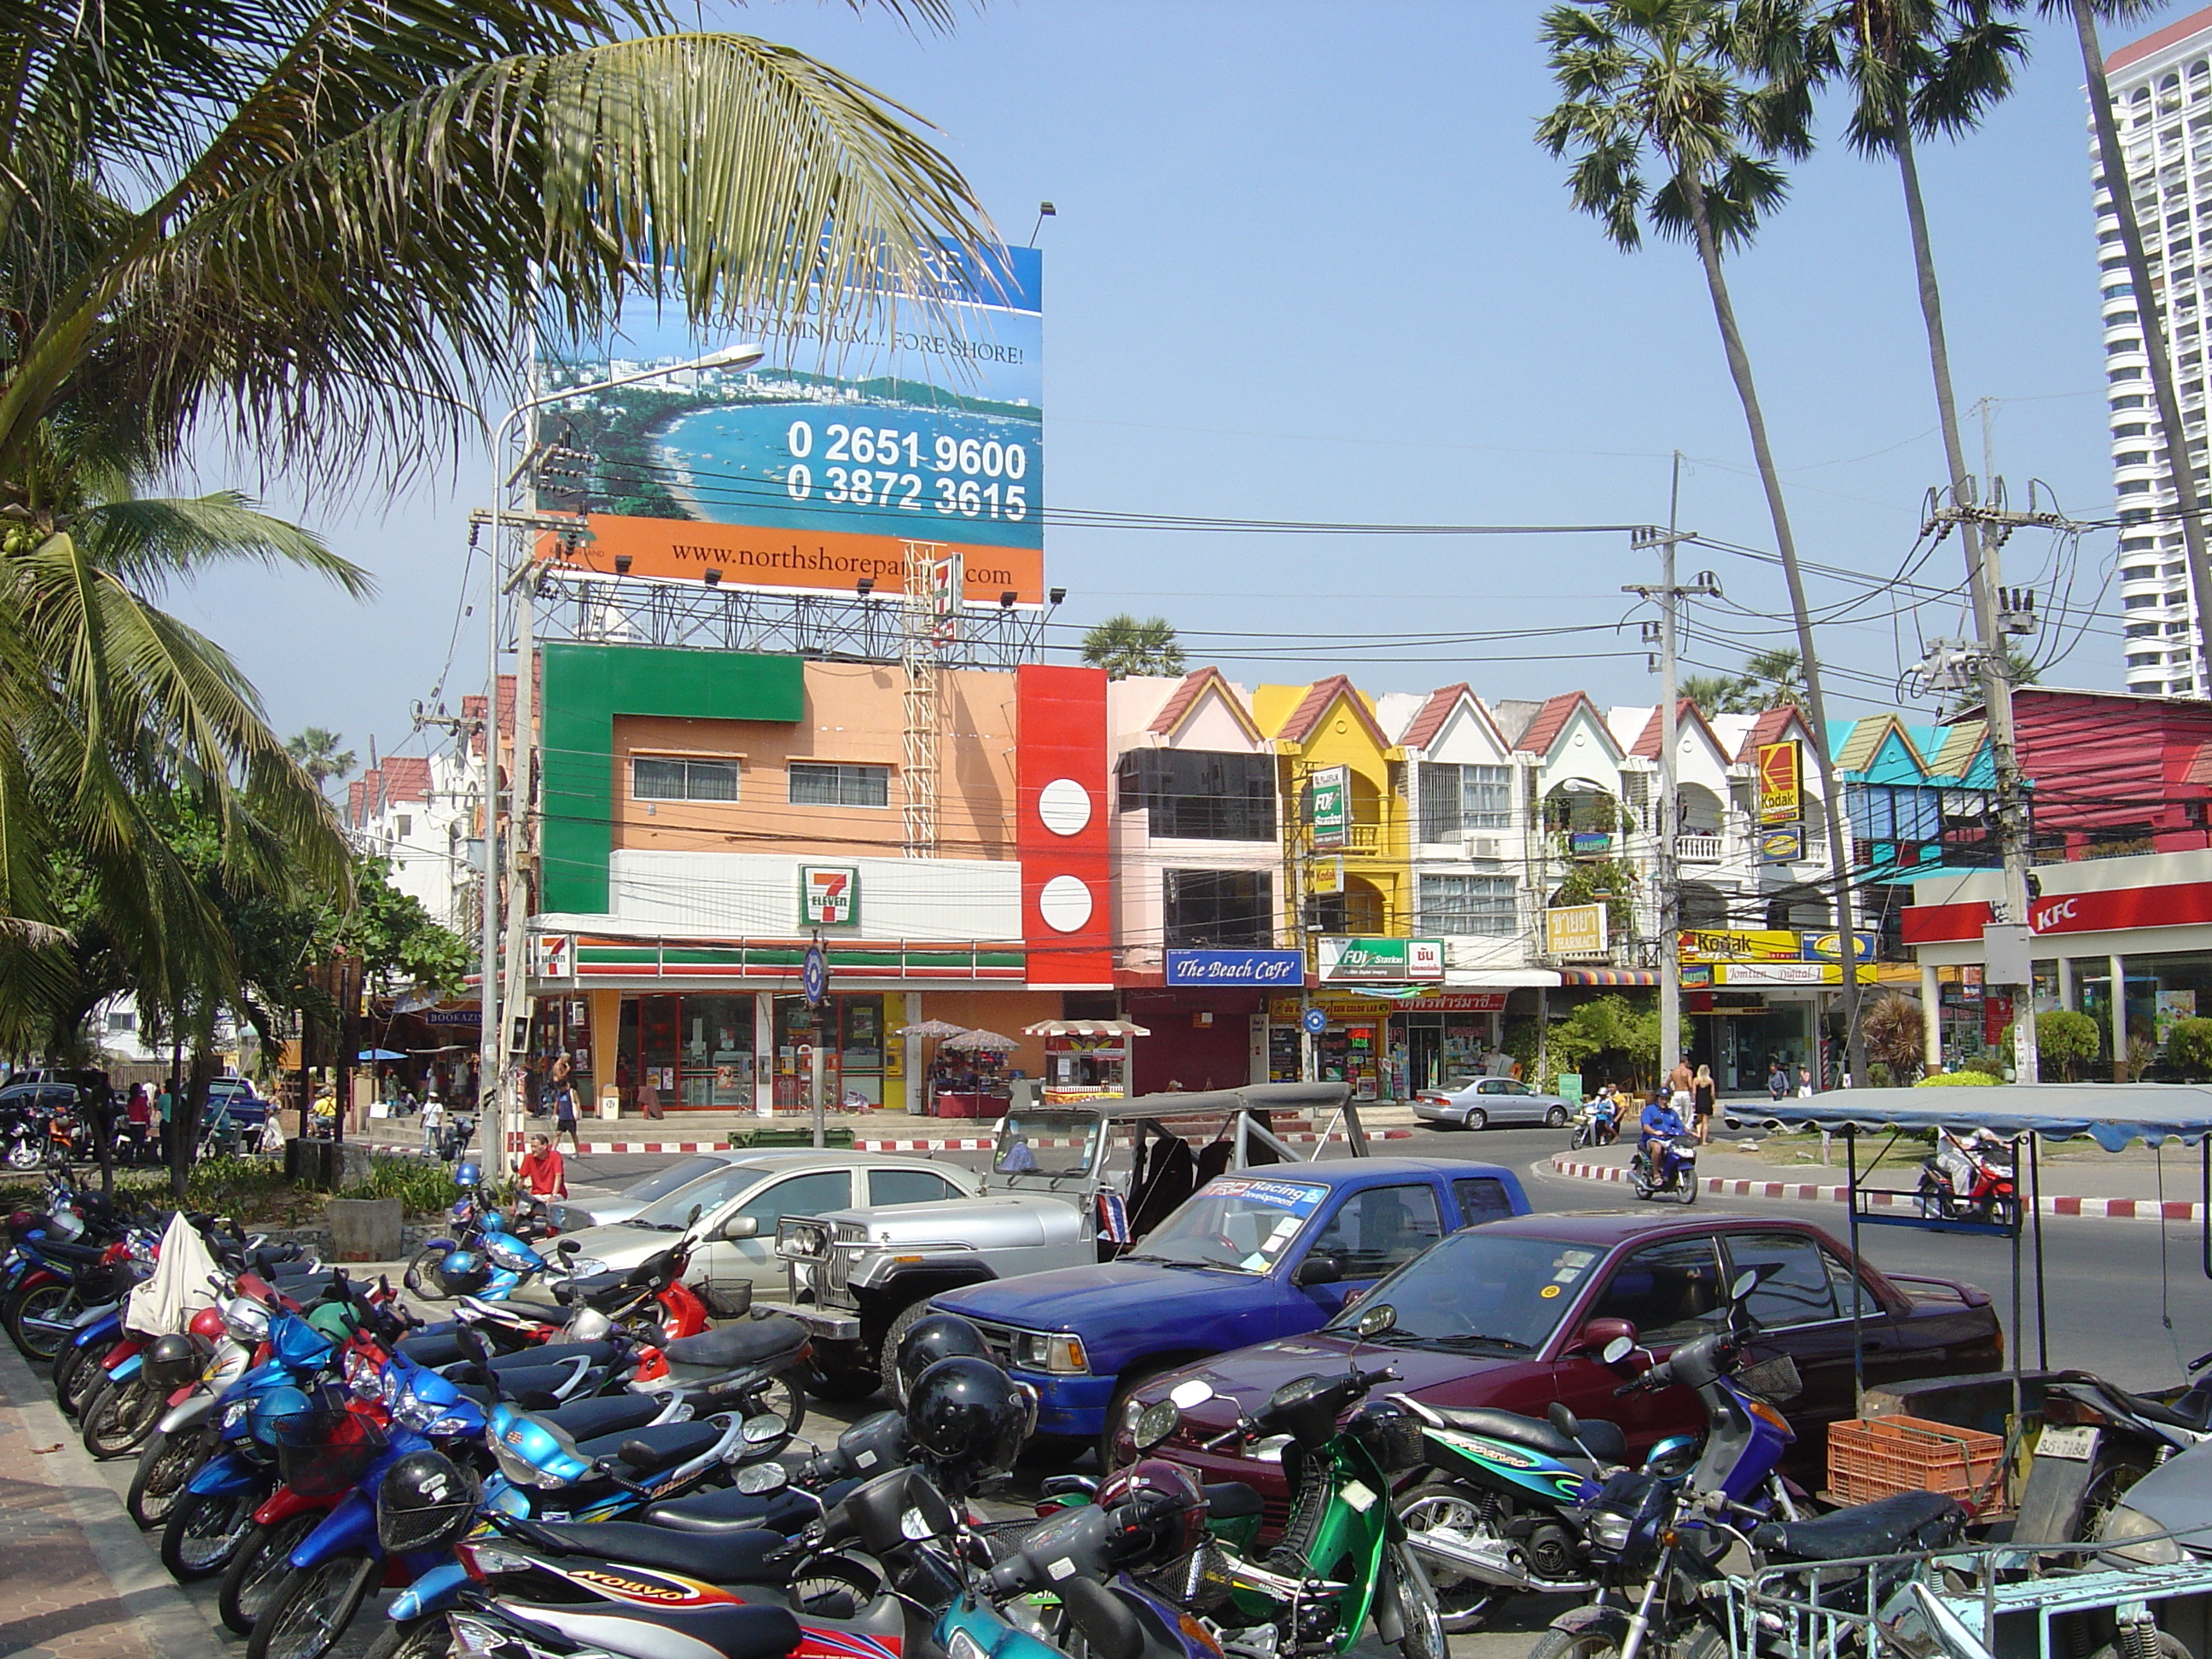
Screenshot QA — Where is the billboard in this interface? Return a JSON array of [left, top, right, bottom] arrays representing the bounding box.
[[1545, 904, 1609, 958], [533, 246, 1045, 602], [1757, 740, 1803, 826], [1309, 765, 1350, 851], [1318, 937, 1444, 983]]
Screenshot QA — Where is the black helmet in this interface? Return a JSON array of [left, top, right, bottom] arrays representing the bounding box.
[[894, 1312, 992, 1400], [143, 1332, 201, 1391], [376, 1448, 478, 1555], [905, 1356, 1033, 1484]]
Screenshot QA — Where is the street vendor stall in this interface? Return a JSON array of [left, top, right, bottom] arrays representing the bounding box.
[[1022, 1018, 1150, 1104], [927, 1027, 1020, 1118]]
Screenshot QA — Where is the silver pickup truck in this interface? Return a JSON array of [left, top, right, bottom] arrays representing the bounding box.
[[775, 1081, 1361, 1397]]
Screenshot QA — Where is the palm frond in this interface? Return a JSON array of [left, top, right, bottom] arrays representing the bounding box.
[[79, 493, 374, 596]]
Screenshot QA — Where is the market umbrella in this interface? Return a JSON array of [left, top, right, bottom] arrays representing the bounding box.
[[941, 1027, 1021, 1053], [894, 1019, 970, 1039]]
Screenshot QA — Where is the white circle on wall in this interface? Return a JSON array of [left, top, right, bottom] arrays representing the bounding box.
[[1039, 875, 1094, 934], [1039, 777, 1092, 836]]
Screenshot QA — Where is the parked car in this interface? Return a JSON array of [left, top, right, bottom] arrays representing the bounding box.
[[203, 1078, 267, 1133], [551, 1150, 982, 1309], [1118, 1209, 2001, 1518], [774, 1083, 1364, 1394], [1411, 1075, 1575, 1131], [551, 1150, 757, 1231], [934, 1157, 1530, 1459]]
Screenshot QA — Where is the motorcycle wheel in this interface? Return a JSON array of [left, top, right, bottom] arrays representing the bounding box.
[[247, 1551, 380, 1659], [1570, 1125, 1592, 1151], [362, 1617, 454, 1659], [1916, 1172, 1951, 1221], [81, 1374, 166, 1459], [1378, 1540, 1447, 1659], [3, 1135, 36, 1171], [1678, 1173, 1698, 1205], [128, 1427, 211, 1529], [54, 1333, 114, 1415], [1394, 1483, 1505, 1633], [6, 1279, 79, 1360], [219, 1511, 327, 1634], [161, 1486, 260, 1580], [401, 1245, 451, 1301], [791, 1557, 882, 1621], [1527, 1628, 1631, 1659], [1628, 1165, 1654, 1201]]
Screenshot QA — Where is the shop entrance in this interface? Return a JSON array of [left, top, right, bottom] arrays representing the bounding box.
[[616, 992, 754, 1113]]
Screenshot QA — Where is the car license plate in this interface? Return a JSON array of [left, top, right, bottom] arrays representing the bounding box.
[[2037, 1425, 2099, 1462]]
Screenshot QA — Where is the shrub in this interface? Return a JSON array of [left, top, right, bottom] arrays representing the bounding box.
[[2169, 1017, 2212, 1079], [341, 1156, 460, 1217], [1914, 1071, 2002, 1087]]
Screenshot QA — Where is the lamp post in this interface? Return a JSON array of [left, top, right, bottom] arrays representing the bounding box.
[[477, 341, 764, 1178]]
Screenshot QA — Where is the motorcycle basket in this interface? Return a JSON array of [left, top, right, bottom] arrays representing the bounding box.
[[696, 1278, 753, 1319], [271, 1399, 389, 1498]]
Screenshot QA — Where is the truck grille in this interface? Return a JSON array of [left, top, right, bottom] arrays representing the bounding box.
[[823, 1221, 864, 1299], [964, 1319, 1020, 1371]]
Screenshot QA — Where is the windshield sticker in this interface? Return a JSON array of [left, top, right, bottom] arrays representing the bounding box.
[[1202, 1178, 1328, 1216], [1540, 1284, 1561, 1298], [1551, 1249, 1597, 1284], [1266, 1217, 1302, 1245], [1241, 1251, 1272, 1272]]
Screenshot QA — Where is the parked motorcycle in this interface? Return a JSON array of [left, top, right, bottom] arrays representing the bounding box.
[[1628, 1135, 1699, 1204], [2012, 1354, 2212, 1549]]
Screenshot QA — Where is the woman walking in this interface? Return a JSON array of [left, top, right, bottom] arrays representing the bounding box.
[[550, 1054, 579, 1152], [1692, 1063, 1717, 1144]]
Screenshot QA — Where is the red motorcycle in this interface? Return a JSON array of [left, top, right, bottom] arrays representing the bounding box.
[[1917, 1126, 2018, 1225]]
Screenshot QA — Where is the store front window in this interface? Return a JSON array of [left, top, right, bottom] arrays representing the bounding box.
[[773, 993, 887, 1108], [615, 992, 754, 1112]]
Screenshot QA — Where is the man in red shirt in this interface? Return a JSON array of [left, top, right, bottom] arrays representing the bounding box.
[[517, 1133, 567, 1201]]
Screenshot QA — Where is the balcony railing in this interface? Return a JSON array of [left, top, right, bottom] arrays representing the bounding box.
[[1675, 834, 1726, 864], [1307, 823, 1382, 855]]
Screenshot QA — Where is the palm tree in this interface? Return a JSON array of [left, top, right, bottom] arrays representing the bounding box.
[[287, 730, 357, 794], [0, 0, 991, 494], [2054, 0, 2212, 690], [1679, 670, 1755, 712], [1539, 0, 1869, 1082], [1080, 615, 1186, 680]]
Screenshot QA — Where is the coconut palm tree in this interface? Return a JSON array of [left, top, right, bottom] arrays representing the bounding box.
[[1080, 615, 1186, 680], [0, 0, 991, 495], [1538, 0, 1869, 1081], [286, 730, 357, 795]]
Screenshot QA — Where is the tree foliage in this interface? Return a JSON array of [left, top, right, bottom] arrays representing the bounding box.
[[1858, 991, 1927, 1082], [1080, 614, 1185, 680], [287, 729, 357, 793]]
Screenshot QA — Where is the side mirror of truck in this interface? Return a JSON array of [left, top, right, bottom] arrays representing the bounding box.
[[1293, 1254, 1342, 1289]]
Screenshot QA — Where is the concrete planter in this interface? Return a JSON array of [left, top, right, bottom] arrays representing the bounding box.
[[326, 1196, 404, 1262]]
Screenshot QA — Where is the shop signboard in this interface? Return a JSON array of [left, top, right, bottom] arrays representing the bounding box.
[[1719, 963, 1879, 987], [532, 244, 1046, 602], [1758, 825, 1805, 863], [1545, 904, 1609, 959], [1309, 765, 1350, 851], [1317, 936, 1443, 982], [799, 865, 859, 927], [1679, 928, 1874, 964], [1758, 739, 1803, 826], [1165, 949, 1306, 988], [1801, 931, 1877, 963]]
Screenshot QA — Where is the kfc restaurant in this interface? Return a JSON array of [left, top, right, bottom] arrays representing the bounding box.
[[1901, 847, 2212, 1076]]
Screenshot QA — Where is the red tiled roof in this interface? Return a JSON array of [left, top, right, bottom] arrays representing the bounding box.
[[377, 755, 433, 805], [1734, 705, 1807, 765], [1147, 667, 1260, 739], [462, 673, 518, 755], [1513, 691, 1614, 758], [1629, 699, 1722, 760], [1274, 674, 1388, 746], [345, 778, 365, 829], [1400, 684, 1470, 752], [2109, 5, 2212, 74]]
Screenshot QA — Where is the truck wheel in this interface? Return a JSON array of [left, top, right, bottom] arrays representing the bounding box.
[[806, 1361, 882, 1403]]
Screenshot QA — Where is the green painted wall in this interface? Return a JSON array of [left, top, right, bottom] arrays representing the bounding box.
[[539, 643, 805, 914]]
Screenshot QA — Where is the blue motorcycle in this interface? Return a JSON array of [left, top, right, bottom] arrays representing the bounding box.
[[406, 1167, 574, 1303], [1628, 1132, 1699, 1204]]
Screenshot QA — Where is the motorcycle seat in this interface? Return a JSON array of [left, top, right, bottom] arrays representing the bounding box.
[[395, 1330, 470, 1367], [662, 1317, 806, 1371], [541, 1393, 664, 1441], [578, 1419, 724, 1471], [38, 1238, 108, 1265], [482, 1363, 596, 1406], [1423, 1405, 1627, 1464], [1752, 1491, 1965, 1563], [643, 1478, 855, 1536], [1202, 1481, 1266, 1522], [515, 1597, 800, 1659], [520, 1517, 794, 1585], [487, 1341, 616, 1374]]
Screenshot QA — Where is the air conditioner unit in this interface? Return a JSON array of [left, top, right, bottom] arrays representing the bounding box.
[[1464, 834, 1505, 862]]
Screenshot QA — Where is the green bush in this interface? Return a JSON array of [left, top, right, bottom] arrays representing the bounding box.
[[2037, 1010, 2102, 1080], [341, 1156, 460, 1217], [2168, 1017, 2212, 1078], [1914, 1070, 2002, 1087]]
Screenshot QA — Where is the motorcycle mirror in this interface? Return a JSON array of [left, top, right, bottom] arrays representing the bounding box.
[[741, 1413, 787, 1446], [1167, 1378, 1215, 1410], [1601, 1336, 1636, 1365], [1353, 1301, 1398, 1341], [1132, 1399, 1180, 1452], [556, 1240, 579, 1255], [1729, 1269, 1759, 1302], [1546, 1401, 1583, 1442], [735, 1461, 788, 1495]]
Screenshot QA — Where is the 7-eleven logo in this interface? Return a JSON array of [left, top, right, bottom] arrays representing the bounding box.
[[800, 866, 857, 926]]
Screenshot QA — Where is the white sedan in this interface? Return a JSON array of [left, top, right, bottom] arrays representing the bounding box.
[[1411, 1075, 1575, 1131]]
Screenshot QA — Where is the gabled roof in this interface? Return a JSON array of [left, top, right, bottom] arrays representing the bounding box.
[[1147, 667, 1263, 741], [1735, 705, 1812, 765], [1927, 720, 1987, 783], [1628, 699, 1725, 762], [1514, 691, 1620, 760], [1834, 713, 1922, 776], [1398, 683, 1511, 755], [1274, 673, 1389, 748]]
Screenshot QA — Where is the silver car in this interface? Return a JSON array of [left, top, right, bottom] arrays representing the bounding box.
[[552, 1150, 756, 1231], [1410, 1075, 1574, 1131], [555, 1151, 981, 1304]]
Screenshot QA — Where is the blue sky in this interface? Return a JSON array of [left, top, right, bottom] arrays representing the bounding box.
[[174, 0, 2192, 771]]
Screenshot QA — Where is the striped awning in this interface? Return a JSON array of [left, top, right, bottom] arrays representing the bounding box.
[[1557, 968, 1659, 987], [1022, 1019, 1152, 1038]]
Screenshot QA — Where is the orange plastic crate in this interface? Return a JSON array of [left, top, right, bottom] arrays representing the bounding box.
[[1826, 1415, 2007, 1511]]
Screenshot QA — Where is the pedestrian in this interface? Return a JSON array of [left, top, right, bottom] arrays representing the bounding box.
[[420, 1092, 445, 1155], [258, 1109, 286, 1158], [1667, 1055, 1694, 1120], [550, 1054, 579, 1151], [125, 1085, 150, 1160], [517, 1133, 567, 1202], [1796, 1064, 1814, 1099], [635, 1072, 662, 1121], [1767, 1059, 1790, 1102], [155, 1080, 175, 1161], [1692, 1063, 1716, 1144]]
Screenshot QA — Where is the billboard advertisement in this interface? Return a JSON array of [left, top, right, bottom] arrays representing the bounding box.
[[533, 246, 1045, 602], [1318, 937, 1444, 983], [1545, 904, 1609, 958], [1757, 740, 1803, 826]]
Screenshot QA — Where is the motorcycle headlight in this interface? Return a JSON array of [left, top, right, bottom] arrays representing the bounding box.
[[1587, 1511, 1633, 1555], [220, 1400, 252, 1435], [1013, 1331, 1088, 1374], [484, 1238, 538, 1272], [424, 1413, 479, 1438], [490, 1433, 567, 1490], [2099, 1504, 2189, 1566]]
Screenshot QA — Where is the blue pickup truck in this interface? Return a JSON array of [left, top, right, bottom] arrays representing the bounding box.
[[933, 1156, 1529, 1458]]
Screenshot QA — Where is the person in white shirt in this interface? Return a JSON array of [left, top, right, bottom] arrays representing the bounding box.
[[421, 1094, 446, 1153]]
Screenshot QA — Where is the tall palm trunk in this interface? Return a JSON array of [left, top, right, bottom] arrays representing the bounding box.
[[1679, 172, 1868, 1086], [2073, 0, 2212, 687]]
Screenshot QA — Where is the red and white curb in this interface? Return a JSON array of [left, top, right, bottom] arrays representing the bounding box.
[[1545, 1155, 2205, 1222], [526, 1126, 1423, 1155]]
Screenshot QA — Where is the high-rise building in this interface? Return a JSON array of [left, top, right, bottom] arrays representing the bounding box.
[[2100, 10, 2212, 696]]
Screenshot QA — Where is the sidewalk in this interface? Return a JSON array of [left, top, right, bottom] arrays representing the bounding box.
[[1545, 1133, 2210, 1221], [0, 1340, 227, 1659]]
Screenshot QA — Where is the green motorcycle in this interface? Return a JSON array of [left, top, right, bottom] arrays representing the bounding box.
[[1138, 1365, 1447, 1659]]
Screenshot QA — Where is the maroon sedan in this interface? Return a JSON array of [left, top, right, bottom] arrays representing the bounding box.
[[1115, 1210, 2000, 1522]]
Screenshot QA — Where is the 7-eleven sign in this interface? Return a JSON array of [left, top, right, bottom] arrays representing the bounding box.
[[799, 865, 859, 927]]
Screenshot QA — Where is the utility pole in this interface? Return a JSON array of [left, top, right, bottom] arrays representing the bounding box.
[[1627, 466, 1720, 1084], [1919, 481, 2080, 1085]]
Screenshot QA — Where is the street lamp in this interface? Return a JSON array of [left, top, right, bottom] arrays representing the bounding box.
[[478, 340, 764, 1176]]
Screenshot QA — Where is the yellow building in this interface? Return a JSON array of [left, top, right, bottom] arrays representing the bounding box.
[[1255, 673, 1412, 945]]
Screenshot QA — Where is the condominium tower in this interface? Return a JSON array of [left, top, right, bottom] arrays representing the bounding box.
[[2104, 10, 2212, 696]]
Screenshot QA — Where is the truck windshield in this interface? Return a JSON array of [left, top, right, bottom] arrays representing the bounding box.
[[1326, 1231, 1603, 1353], [1126, 1177, 1330, 1273], [993, 1115, 1098, 1179]]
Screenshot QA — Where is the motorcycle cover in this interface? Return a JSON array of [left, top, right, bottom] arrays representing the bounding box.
[[125, 1213, 218, 1338]]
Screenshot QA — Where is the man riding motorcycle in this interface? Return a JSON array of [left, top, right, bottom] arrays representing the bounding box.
[[1639, 1088, 1685, 1166]]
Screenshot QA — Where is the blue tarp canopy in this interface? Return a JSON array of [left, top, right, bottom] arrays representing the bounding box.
[[1753, 1083, 2212, 1151]]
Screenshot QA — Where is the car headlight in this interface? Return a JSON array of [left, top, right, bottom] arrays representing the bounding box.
[[2099, 1504, 2189, 1566], [1013, 1331, 1087, 1373], [561, 1257, 608, 1279]]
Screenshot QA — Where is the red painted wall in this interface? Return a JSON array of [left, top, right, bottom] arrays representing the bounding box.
[[1016, 664, 1114, 988], [2011, 690, 2212, 852]]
